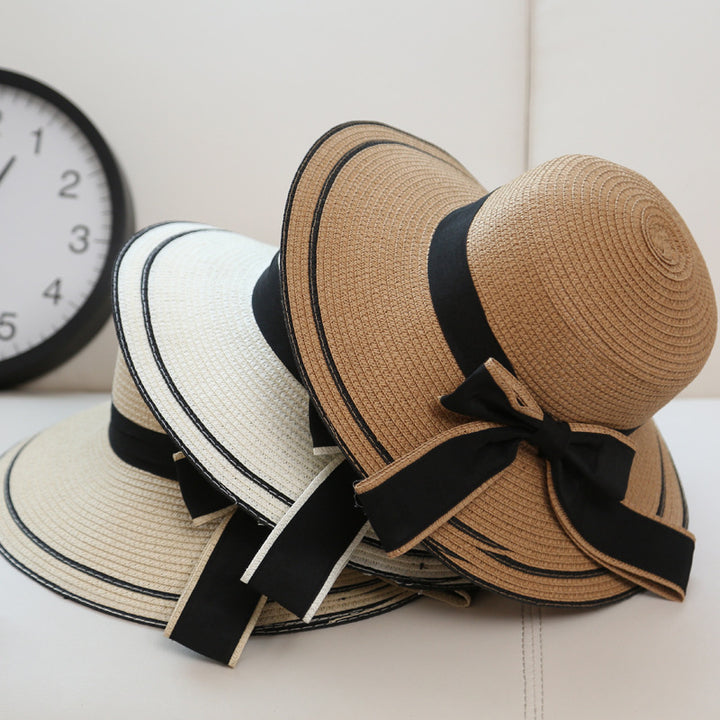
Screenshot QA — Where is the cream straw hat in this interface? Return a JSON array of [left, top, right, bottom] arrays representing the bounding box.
[[281, 121, 717, 606], [0, 352, 421, 665], [113, 222, 471, 627]]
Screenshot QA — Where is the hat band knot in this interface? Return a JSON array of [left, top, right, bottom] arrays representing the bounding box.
[[531, 415, 571, 462], [354, 358, 695, 601], [107, 405, 231, 521]]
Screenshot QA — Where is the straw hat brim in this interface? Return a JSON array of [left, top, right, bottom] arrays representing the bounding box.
[[281, 122, 691, 605], [113, 223, 465, 588], [0, 402, 419, 631]]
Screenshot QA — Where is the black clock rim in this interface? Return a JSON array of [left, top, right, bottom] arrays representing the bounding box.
[[0, 69, 134, 389]]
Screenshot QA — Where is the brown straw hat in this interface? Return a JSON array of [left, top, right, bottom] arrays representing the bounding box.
[[281, 121, 717, 606], [0, 352, 420, 663]]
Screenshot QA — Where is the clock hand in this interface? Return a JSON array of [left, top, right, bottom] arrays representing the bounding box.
[[0, 155, 17, 186]]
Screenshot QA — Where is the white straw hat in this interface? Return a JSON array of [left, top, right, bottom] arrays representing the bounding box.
[[113, 222, 471, 623], [0, 352, 420, 665]]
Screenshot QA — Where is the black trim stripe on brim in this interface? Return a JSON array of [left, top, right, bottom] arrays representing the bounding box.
[[423, 538, 640, 608], [0, 533, 417, 635], [252, 592, 419, 635], [113, 227, 293, 528], [0, 442, 419, 633], [0, 439, 173, 627], [280, 126, 476, 474], [0, 539, 167, 627], [3, 439, 177, 600], [140, 232, 295, 508], [656, 433, 667, 517], [662, 440, 690, 529]]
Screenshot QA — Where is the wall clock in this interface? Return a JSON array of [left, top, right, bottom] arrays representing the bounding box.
[[0, 68, 133, 388]]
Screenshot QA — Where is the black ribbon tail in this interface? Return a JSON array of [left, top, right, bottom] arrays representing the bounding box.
[[165, 508, 271, 666], [174, 453, 234, 523], [550, 460, 694, 599], [357, 426, 523, 555], [241, 459, 368, 621], [308, 401, 337, 452], [358, 357, 695, 599]]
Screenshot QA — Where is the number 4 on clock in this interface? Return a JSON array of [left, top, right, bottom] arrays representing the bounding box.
[[43, 278, 62, 305]]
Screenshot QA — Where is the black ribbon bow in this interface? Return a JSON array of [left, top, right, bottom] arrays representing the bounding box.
[[355, 359, 694, 599], [440, 362, 635, 504]]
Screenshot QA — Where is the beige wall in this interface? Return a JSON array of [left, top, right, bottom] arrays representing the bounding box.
[[529, 0, 720, 397], [3, 1, 718, 395], [5, 0, 528, 391]]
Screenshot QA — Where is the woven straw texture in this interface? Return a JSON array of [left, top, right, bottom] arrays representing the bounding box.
[[0, 354, 418, 632], [281, 122, 716, 605], [467, 154, 716, 428], [113, 222, 466, 588]]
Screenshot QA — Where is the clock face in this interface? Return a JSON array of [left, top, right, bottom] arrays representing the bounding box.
[[0, 70, 132, 387]]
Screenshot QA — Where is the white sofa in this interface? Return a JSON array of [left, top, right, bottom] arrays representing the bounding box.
[[1, 2, 718, 718], [1, 394, 716, 718]]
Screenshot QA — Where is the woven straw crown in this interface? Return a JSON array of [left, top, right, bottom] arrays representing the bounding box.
[[469, 154, 716, 429]]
